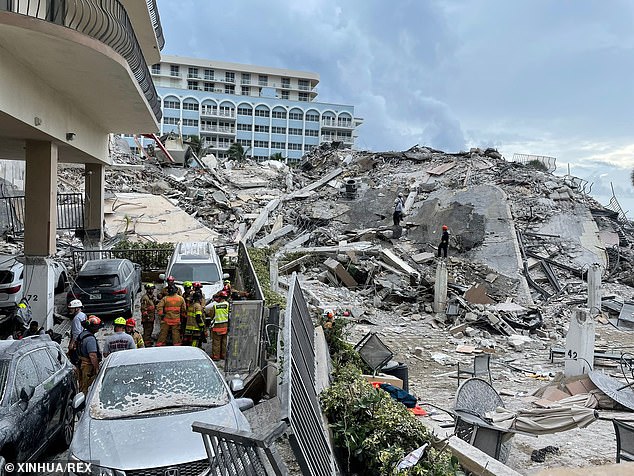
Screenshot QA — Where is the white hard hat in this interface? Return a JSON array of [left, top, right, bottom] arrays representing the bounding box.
[[68, 299, 83, 308]]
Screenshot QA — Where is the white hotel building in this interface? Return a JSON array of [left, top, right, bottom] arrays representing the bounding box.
[[145, 55, 363, 161]]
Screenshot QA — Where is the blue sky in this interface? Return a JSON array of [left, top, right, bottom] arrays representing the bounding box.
[[156, 0, 634, 212]]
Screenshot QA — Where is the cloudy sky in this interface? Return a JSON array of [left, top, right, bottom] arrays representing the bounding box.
[[156, 0, 634, 211]]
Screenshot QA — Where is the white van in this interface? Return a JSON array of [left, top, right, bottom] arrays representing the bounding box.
[[161, 242, 227, 303]]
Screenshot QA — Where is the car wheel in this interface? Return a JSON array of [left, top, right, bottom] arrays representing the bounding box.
[[55, 273, 66, 294], [57, 399, 75, 449]]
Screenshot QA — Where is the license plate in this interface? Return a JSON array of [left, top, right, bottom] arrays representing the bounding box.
[[89, 293, 101, 300]]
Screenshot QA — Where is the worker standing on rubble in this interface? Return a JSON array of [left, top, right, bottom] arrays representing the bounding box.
[[208, 291, 230, 361], [184, 283, 206, 347], [393, 192, 405, 226], [438, 225, 450, 258], [125, 318, 145, 348], [140, 283, 158, 346], [103, 317, 136, 357], [77, 316, 102, 394], [156, 284, 187, 346]]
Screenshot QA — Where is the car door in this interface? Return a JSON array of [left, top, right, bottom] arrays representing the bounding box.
[[30, 348, 63, 441], [11, 353, 48, 462]]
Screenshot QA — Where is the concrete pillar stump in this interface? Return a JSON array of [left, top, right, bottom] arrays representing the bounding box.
[[564, 309, 595, 377], [587, 263, 602, 317], [434, 260, 448, 314]]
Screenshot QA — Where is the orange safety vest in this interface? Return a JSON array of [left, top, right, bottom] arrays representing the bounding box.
[[159, 294, 186, 326]]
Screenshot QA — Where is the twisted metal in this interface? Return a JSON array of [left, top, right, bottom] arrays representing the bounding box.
[[1, 0, 162, 121]]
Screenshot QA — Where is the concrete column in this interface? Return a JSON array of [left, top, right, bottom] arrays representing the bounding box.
[[587, 263, 602, 317], [24, 141, 57, 255], [434, 260, 448, 314], [24, 141, 57, 330], [564, 309, 595, 377], [83, 162, 104, 248]]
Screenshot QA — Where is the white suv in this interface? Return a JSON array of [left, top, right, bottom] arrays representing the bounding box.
[[0, 255, 68, 311], [161, 242, 227, 303]]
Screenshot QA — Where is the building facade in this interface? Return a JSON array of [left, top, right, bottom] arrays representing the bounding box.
[[139, 55, 362, 161]]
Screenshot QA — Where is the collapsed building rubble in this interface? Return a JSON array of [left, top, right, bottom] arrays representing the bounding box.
[[17, 139, 634, 473]]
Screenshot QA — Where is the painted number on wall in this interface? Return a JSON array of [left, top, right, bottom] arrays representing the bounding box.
[[26, 294, 38, 302], [567, 349, 578, 359]]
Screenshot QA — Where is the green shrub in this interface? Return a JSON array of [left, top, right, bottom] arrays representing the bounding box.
[[246, 247, 286, 307], [111, 240, 174, 270]]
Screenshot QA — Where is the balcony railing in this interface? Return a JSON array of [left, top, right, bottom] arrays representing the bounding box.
[[241, 79, 251, 85], [200, 125, 236, 134], [298, 84, 310, 91], [1, 0, 162, 121], [200, 108, 236, 118], [145, 0, 165, 50]]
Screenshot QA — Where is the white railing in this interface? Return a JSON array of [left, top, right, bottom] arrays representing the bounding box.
[[200, 125, 235, 134], [200, 109, 236, 118]]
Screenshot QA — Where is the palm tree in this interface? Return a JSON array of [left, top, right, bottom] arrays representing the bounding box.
[[185, 135, 208, 158], [228, 143, 250, 163]]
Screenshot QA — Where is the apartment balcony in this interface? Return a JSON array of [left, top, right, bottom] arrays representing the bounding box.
[[203, 142, 232, 151], [0, 0, 162, 137], [200, 125, 236, 135], [241, 79, 251, 85], [200, 108, 237, 119], [321, 135, 353, 144], [321, 119, 354, 129]]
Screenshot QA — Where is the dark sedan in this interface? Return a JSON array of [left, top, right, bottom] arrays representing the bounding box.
[[67, 259, 142, 318], [0, 335, 78, 470]]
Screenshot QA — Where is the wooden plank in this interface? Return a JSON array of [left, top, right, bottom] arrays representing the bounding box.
[[254, 224, 296, 248], [242, 199, 280, 243], [288, 168, 343, 199]]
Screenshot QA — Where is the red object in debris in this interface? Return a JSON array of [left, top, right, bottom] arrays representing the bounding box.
[[408, 405, 427, 416]]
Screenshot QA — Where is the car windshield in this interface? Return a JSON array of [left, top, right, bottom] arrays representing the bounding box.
[[170, 263, 220, 283], [90, 358, 229, 419], [76, 274, 119, 288]]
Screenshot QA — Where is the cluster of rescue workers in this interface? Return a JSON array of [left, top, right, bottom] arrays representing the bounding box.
[[66, 277, 243, 394]]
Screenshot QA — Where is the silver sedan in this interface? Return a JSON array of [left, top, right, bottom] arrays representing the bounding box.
[[68, 346, 252, 475]]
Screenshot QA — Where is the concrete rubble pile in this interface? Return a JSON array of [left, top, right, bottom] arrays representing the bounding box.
[[56, 142, 634, 344]]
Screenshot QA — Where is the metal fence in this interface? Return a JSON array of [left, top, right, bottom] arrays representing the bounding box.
[[192, 421, 288, 475], [512, 153, 557, 173], [1, 0, 162, 121], [239, 241, 265, 301], [1, 192, 84, 234], [70, 247, 172, 273], [225, 300, 265, 377], [279, 274, 339, 476]]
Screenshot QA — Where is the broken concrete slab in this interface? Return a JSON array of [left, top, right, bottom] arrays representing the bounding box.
[[464, 283, 495, 305], [323, 258, 358, 289]]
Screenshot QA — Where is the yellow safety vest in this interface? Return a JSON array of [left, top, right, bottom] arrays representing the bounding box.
[[213, 302, 229, 325]]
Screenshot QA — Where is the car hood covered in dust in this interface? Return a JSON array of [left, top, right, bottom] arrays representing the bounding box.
[[71, 403, 250, 470]]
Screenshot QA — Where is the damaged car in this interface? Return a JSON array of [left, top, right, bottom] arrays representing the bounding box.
[[68, 346, 253, 475]]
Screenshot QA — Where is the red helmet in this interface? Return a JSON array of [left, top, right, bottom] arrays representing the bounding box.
[[442, 225, 448, 230], [343, 310, 351, 317], [87, 315, 101, 327], [126, 318, 136, 327], [167, 276, 176, 283], [192, 281, 202, 289]]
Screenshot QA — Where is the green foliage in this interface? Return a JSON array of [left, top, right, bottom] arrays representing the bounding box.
[[320, 317, 458, 475], [321, 365, 458, 475], [526, 159, 548, 172], [270, 152, 285, 162], [246, 247, 286, 308], [228, 143, 250, 163], [111, 240, 175, 270]]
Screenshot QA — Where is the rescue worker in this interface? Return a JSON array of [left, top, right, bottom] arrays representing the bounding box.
[[125, 318, 145, 348], [156, 284, 187, 346], [160, 275, 182, 297], [180, 281, 193, 336], [208, 291, 230, 360], [23, 320, 44, 337], [393, 192, 405, 226], [323, 308, 335, 329], [223, 279, 249, 301], [438, 224, 450, 258], [68, 299, 86, 365], [184, 283, 206, 347], [68, 299, 86, 351], [103, 317, 136, 357], [140, 283, 158, 346], [77, 316, 102, 394]]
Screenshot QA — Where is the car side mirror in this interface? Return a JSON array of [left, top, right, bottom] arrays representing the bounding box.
[[229, 378, 244, 393], [235, 397, 254, 412], [159, 273, 166, 280], [73, 393, 85, 411], [20, 386, 34, 403]]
